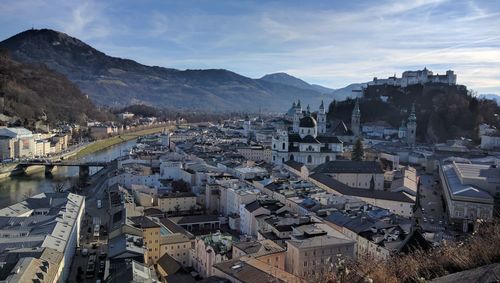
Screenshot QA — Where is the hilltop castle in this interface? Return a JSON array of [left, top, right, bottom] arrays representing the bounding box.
[[368, 68, 456, 88]]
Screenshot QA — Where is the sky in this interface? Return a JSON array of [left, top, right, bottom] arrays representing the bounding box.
[[1, 0, 500, 94]]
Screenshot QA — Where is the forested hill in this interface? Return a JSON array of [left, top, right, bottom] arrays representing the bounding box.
[[0, 50, 111, 127], [327, 83, 500, 143]]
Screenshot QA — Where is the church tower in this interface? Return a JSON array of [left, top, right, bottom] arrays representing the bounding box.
[[351, 99, 361, 137], [293, 99, 302, 133], [318, 100, 327, 134], [406, 103, 417, 146]]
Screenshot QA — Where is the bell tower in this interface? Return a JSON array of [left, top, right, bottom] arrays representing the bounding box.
[[351, 99, 361, 137]]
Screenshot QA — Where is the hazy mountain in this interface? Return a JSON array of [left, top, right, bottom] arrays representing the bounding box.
[[479, 94, 500, 104], [0, 50, 110, 127], [260, 72, 334, 93], [0, 29, 329, 112]]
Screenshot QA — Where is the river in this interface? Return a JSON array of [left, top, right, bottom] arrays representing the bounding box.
[[0, 139, 138, 208]]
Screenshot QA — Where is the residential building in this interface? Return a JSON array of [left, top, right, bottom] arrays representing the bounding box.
[[0, 127, 35, 159], [0, 192, 85, 282], [285, 233, 355, 279], [158, 192, 197, 213], [232, 239, 286, 270], [191, 231, 232, 277]]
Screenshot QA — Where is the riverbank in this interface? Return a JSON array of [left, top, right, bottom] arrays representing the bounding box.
[[73, 125, 171, 159]]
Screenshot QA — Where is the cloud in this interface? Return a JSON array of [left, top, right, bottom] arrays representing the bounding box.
[[0, 0, 499, 94], [59, 1, 110, 40]]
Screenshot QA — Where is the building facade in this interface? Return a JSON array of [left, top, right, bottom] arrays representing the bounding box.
[[272, 101, 344, 167]]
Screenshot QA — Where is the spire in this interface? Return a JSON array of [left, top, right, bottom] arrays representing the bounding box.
[[297, 99, 301, 108], [319, 100, 324, 110], [292, 101, 296, 108]]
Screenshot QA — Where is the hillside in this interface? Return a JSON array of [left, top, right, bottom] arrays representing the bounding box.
[[0, 50, 110, 127], [327, 83, 500, 143], [0, 29, 327, 112]]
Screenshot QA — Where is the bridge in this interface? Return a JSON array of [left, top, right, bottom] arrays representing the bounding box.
[[17, 160, 111, 179]]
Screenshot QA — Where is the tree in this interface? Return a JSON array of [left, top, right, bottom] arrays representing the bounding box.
[[351, 138, 364, 161]]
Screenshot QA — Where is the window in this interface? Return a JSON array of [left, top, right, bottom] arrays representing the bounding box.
[[325, 156, 330, 162], [307, 155, 312, 163], [282, 143, 285, 150]]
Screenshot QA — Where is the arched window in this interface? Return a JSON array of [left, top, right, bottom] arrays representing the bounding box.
[[273, 144, 276, 149], [307, 155, 312, 163], [282, 143, 285, 150], [325, 156, 330, 162], [290, 154, 294, 161], [307, 145, 313, 151], [282, 157, 285, 163]]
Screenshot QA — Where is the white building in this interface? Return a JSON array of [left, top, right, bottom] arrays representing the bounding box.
[[0, 127, 35, 159], [481, 132, 500, 150], [369, 68, 457, 87], [439, 162, 495, 232]]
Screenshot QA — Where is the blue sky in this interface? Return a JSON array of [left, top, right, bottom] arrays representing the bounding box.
[[1, 0, 500, 94]]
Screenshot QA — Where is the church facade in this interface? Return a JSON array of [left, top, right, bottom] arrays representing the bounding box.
[[272, 100, 343, 166]]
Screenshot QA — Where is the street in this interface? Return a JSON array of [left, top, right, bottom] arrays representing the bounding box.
[[68, 165, 113, 283]]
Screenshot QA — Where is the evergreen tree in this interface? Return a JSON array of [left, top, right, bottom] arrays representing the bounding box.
[[352, 138, 364, 161]]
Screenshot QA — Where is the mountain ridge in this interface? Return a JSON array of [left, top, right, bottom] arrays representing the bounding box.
[[0, 29, 336, 112], [260, 72, 335, 94]]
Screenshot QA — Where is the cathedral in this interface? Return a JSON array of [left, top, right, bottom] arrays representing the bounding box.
[[272, 100, 344, 166]]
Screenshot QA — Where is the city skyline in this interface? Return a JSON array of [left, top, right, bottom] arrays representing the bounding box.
[[1, 0, 499, 94]]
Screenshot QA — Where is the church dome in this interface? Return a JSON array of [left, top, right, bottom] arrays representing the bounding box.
[[299, 116, 317, 128]]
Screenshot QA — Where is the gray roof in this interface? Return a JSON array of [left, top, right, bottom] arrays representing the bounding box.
[[440, 164, 493, 202], [313, 161, 384, 174], [310, 173, 414, 203], [213, 259, 286, 283]]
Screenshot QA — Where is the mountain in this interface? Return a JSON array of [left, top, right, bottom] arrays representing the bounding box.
[[0, 29, 328, 112], [260, 72, 334, 93], [0, 50, 109, 127], [330, 83, 366, 101]]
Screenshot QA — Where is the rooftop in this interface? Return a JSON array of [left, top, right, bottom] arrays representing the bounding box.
[[310, 173, 414, 203], [313, 161, 384, 174], [441, 163, 493, 202]]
